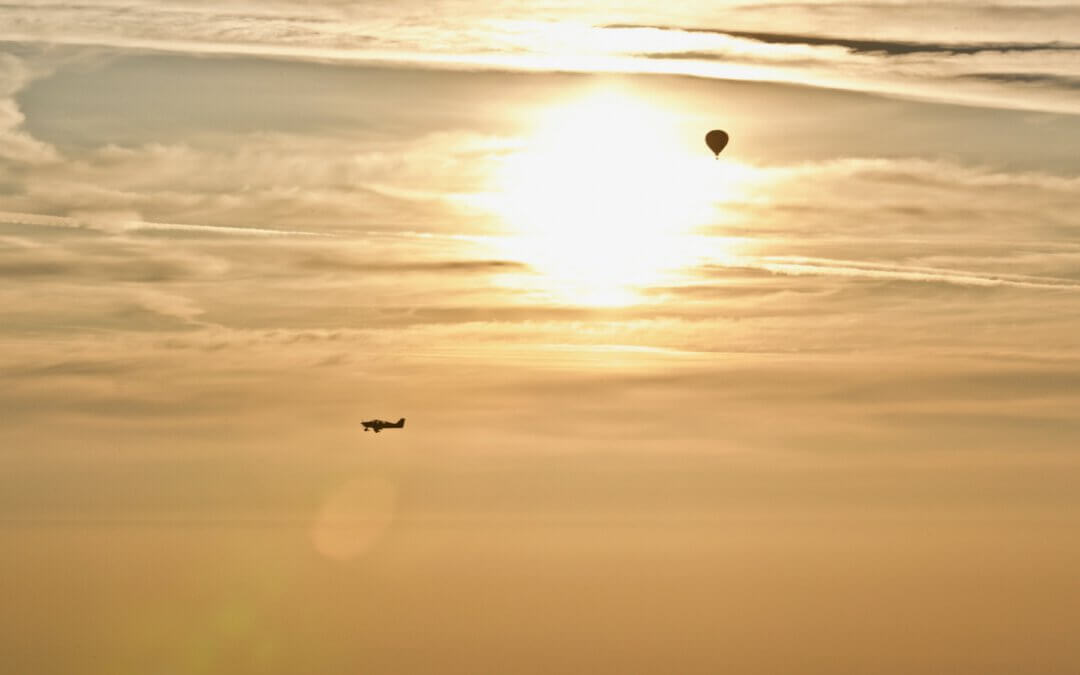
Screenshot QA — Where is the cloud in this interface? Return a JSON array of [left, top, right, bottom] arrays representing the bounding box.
[[11, 54, 1080, 255], [6, 317, 1080, 465], [7, 4, 1080, 113], [4, 89, 517, 230], [298, 254, 528, 274], [1, 34, 1079, 465], [614, 24, 1080, 56], [0, 53, 57, 164], [723, 2, 1080, 44], [0, 210, 326, 237], [0, 358, 135, 379], [5, 149, 1080, 352], [962, 72, 1080, 89], [133, 289, 207, 324], [708, 159, 1080, 241], [0, 239, 227, 283], [726, 256, 1080, 291]]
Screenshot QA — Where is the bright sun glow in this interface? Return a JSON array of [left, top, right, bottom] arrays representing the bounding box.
[[479, 88, 746, 306]]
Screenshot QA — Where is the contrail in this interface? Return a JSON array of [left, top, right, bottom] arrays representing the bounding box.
[[746, 255, 1080, 291], [0, 211, 328, 237]]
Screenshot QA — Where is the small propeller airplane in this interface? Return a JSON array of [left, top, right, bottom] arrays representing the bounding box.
[[362, 417, 405, 433]]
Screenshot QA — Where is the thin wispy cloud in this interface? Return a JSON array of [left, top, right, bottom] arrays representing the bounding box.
[[611, 24, 1080, 56], [0, 52, 56, 163], [730, 256, 1080, 291], [6, 2, 1080, 112], [298, 254, 528, 274], [0, 210, 327, 236]]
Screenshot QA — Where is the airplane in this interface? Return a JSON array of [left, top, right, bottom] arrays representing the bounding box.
[[362, 418, 405, 433]]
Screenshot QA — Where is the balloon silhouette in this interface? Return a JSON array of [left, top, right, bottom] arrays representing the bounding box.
[[705, 130, 729, 158]]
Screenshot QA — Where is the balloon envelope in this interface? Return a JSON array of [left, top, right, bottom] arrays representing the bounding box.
[[705, 130, 729, 156]]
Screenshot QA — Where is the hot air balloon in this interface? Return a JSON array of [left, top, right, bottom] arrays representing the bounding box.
[[705, 130, 729, 158]]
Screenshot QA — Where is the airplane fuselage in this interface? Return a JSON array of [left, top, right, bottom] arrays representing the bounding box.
[[362, 417, 405, 433]]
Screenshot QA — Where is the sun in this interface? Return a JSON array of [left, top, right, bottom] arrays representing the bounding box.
[[479, 87, 730, 306]]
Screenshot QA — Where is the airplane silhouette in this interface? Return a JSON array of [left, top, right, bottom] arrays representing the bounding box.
[[362, 418, 405, 433]]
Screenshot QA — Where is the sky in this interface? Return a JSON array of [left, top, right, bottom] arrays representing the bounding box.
[[3, 1, 1080, 673]]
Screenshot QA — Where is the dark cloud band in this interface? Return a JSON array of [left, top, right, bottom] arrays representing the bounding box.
[[607, 23, 1080, 56]]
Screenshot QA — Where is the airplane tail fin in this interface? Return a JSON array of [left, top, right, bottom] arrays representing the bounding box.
[[396, 418, 406, 427]]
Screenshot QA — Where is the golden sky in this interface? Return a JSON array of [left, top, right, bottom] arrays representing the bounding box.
[[3, 2, 1080, 673]]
